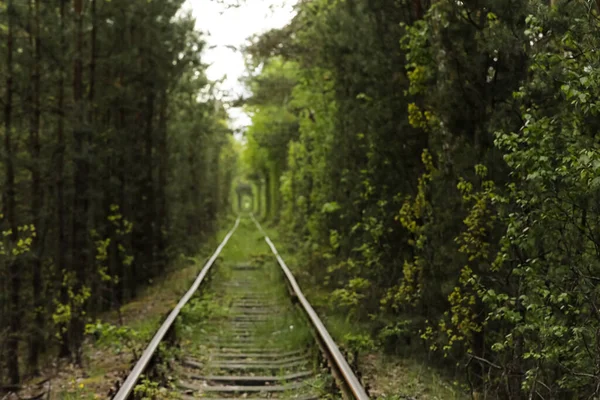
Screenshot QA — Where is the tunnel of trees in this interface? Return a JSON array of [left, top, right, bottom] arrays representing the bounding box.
[[4, 0, 600, 398]]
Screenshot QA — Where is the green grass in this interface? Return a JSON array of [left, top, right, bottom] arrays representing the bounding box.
[[362, 353, 468, 400], [218, 216, 267, 262], [254, 219, 469, 400], [175, 216, 342, 399]]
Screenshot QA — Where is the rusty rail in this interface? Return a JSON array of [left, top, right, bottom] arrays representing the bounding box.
[[112, 217, 240, 400], [251, 214, 370, 400]]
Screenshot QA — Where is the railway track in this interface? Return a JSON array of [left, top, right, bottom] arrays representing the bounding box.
[[113, 216, 369, 400]]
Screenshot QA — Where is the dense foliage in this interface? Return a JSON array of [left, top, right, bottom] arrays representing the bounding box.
[[0, 0, 234, 385], [242, 0, 600, 397]]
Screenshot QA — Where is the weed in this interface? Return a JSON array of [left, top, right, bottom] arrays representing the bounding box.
[[133, 376, 178, 400]]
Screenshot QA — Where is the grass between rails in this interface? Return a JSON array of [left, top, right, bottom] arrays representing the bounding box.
[[258, 221, 468, 400], [177, 216, 335, 399]]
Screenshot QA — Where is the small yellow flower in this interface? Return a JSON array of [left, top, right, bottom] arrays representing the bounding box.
[[79, 383, 84, 389]]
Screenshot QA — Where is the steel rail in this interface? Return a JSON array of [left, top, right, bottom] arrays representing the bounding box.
[[251, 215, 370, 400], [112, 217, 240, 400]]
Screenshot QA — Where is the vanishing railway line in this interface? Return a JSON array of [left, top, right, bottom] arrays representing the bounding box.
[[113, 216, 369, 400]]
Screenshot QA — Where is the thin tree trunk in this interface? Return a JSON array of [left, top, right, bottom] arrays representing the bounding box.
[[28, 0, 43, 374], [256, 181, 262, 218], [89, 0, 96, 109], [156, 90, 168, 269], [271, 166, 280, 222], [57, 0, 69, 359], [144, 88, 156, 276], [71, 0, 89, 364], [211, 144, 220, 227], [88, 0, 100, 314], [188, 150, 200, 236], [5, 0, 21, 384], [263, 168, 271, 220], [116, 105, 126, 305], [412, 0, 423, 20]]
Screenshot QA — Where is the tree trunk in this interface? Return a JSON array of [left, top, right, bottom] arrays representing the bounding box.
[[188, 150, 200, 236], [5, 0, 21, 384], [71, 0, 89, 364], [256, 181, 262, 218], [88, 0, 100, 314], [89, 0, 96, 109], [412, 0, 423, 20], [156, 90, 168, 269], [116, 105, 127, 305], [263, 168, 271, 220], [207, 145, 219, 230], [144, 88, 156, 276], [28, 0, 44, 374], [270, 166, 280, 222], [57, 0, 69, 359]]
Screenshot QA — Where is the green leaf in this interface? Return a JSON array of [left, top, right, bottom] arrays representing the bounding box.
[[321, 201, 341, 214]]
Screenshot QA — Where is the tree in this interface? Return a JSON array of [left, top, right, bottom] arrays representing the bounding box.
[[4, 0, 20, 385], [241, 0, 600, 397], [27, 0, 43, 373], [241, 57, 300, 221], [0, 0, 234, 384]]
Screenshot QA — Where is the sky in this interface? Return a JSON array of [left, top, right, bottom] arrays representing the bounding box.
[[183, 0, 295, 132]]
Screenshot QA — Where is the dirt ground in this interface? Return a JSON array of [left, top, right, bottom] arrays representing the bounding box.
[[7, 263, 201, 400]]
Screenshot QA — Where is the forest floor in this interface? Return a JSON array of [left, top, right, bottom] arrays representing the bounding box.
[[260, 224, 468, 400], [14, 237, 220, 399], [15, 219, 466, 400]]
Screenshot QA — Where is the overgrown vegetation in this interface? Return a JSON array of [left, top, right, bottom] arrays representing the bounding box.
[[0, 0, 235, 386], [176, 219, 333, 399], [242, 0, 600, 398]]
